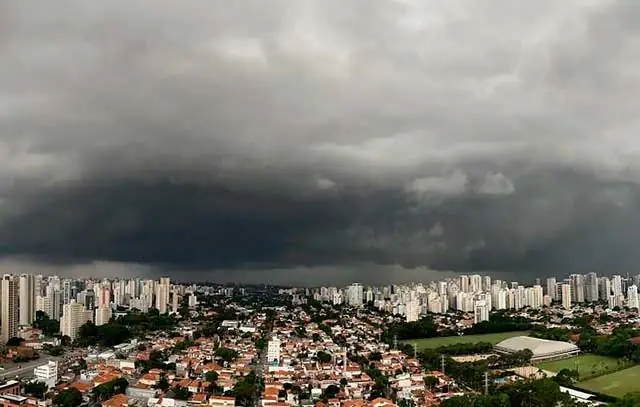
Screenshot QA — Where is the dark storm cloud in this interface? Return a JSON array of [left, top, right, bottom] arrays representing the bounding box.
[[1, 0, 640, 282]]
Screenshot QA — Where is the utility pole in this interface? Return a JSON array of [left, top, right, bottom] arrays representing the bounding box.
[[413, 342, 417, 359], [441, 354, 446, 375], [484, 371, 489, 396], [394, 334, 398, 350]]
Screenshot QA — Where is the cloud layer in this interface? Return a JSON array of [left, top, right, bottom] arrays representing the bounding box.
[[1, 0, 640, 283]]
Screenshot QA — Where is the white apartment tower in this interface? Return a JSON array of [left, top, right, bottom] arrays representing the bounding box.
[[473, 300, 489, 324], [561, 284, 571, 310], [628, 285, 640, 310], [346, 283, 363, 307], [95, 307, 112, 326], [19, 274, 35, 326], [405, 299, 420, 322], [155, 277, 171, 314], [61, 300, 93, 340], [546, 277, 557, 301], [1, 275, 19, 343]]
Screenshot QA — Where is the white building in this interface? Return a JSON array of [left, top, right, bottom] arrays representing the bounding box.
[[561, 284, 571, 310], [34, 360, 58, 389], [188, 294, 198, 307], [473, 300, 489, 324], [628, 285, 640, 310], [95, 307, 112, 326], [61, 300, 93, 340], [155, 277, 170, 314], [19, 274, 35, 326], [1, 275, 19, 343], [346, 283, 363, 307], [405, 299, 420, 322], [546, 277, 557, 301], [267, 338, 281, 364]]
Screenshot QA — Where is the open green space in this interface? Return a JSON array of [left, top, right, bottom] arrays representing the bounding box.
[[578, 364, 640, 398], [537, 354, 626, 380], [402, 331, 529, 350]]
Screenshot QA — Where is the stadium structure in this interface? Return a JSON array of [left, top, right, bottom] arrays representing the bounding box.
[[494, 336, 580, 363]]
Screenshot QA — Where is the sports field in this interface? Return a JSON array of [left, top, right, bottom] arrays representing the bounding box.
[[403, 331, 529, 350], [578, 364, 640, 398], [537, 354, 625, 380]]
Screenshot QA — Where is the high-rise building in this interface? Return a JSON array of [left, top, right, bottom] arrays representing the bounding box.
[[570, 274, 585, 303], [459, 275, 469, 293], [36, 295, 53, 319], [612, 275, 623, 297], [628, 285, 640, 310], [473, 300, 489, 323], [172, 292, 180, 314], [95, 307, 112, 326], [1, 275, 19, 343], [546, 277, 557, 301], [470, 275, 482, 293], [346, 283, 363, 307], [561, 284, 571, 310], [19, 274, 35, 326], [405, 298, 420, 322], [155, 277, 171, 313], [585, 273, 598, 303], [61, 300, 92, 340], [599, 277, 611, 301]]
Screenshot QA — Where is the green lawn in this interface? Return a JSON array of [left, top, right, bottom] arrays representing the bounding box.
[[402, 331, 529, 350], [578, 364, 640, 398], [537, 354, 625, 380]]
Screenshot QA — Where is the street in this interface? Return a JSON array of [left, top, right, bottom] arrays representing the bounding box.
[[0, 356, 62, 380]]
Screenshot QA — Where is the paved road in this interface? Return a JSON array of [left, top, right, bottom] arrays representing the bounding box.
[[0, 357, 62, 380]]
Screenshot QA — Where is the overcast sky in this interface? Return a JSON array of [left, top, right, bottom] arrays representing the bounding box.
[[1, 0, 640, 285]]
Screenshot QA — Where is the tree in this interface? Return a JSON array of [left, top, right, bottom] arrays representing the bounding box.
[[172, 386, 190, 400], [424, 375, 438, 391], [92, 377, 129, 401], [316, 351, 332, 363], [215, 347, 238, 363], [339, 378, 348, 388], [33, 311, 60, 337], [53, 388, 83, 407], [322, 384, 340, 399], [23, 381, 48, 399], [368, 352, 382, 361], [6, 337, 21, 346], [205, 371, 219, 383], [610, 394, 640, 406], [155, 376, 170, 391]]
